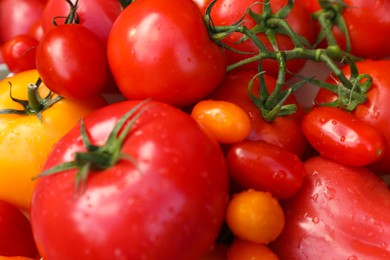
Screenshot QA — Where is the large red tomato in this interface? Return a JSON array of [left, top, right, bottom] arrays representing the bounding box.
[[271, 156, 390, 259], [31, 100, 229, 260], [107, 0, 227, 107]]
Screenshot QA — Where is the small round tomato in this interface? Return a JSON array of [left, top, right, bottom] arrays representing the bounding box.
[[107, 0, 227, 107], [191, 100, 251, 144], [227, 140, 306, 199], [0, 200, 38, 258], [0, 69, 107, 210], [36, 24, 108, 100], [2, 34, 38, 73], [302, 106, 387, 166], [226, 189, 285, 244], [227, 239, 278, 260]]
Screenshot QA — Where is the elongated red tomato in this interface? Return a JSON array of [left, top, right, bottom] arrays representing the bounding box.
[[302, 106, 387, 166], [227, 140, 306, 199], [107, 0, 227, 107]]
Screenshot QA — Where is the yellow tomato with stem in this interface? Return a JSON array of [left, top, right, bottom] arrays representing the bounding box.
[[191, 99, 251, 144], [226, 189, 285, 244], [0, 69, 107, 211]]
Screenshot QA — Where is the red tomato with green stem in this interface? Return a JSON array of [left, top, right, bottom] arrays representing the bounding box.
[[2, 34, 38, 73], [107, 0, 227, 107], [227, 140, 306, 200], [315, 59, 390, 175], [271, 156, 390, 259], [302, 106, 387, 167], [206, 0, 316, 78], [31, 100, 229, 260], [208, 70, 308, 158], [296, 0, 390, 59], [35, 24, 108, 100], [0, 200, 38, 258]]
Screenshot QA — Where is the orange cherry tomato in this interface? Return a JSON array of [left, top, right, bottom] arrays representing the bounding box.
[[191, 99, 251, 144], [227, 238, 279, 260], [226, 189, 285, 244]]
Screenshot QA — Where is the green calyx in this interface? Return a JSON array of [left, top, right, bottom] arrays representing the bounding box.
[[33, 100, 151, 195], [0, 78, 62, 122]]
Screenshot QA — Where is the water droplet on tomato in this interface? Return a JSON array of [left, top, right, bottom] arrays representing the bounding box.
[[311, 217, 319, 224], [331, 120, 337, 125], [311, 193, 319, 203], [323, 186, 336, 200], [347, 255, 358, 260], [272, 170, 287, 180], [340, 136, 345, 142]]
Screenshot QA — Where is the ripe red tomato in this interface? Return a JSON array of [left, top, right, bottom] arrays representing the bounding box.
[[35, 24, 108, 100], [31, 100, 229, 260], [302, 106, 387, 167], [2, 34, 38, 73], [40, 0, 123, 48], [271, 156, 390, 259], [227, 140, 306, 199], [206, 0, 315, 78], [315, 60, 390, 175], [296, 0, 390, 59], [0, 0, 45, 44], [107, 0, 227, 107], [208, 70, 308, 158], [0, 200, 38, 258]]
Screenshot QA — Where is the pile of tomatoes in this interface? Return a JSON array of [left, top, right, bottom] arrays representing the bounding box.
[[0, 0, 390, 259]]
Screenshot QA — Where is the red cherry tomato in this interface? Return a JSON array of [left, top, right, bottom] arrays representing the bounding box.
[[302, 106, 387, 167], [35, 24, 108, 100], [2, 34, 38, 73]]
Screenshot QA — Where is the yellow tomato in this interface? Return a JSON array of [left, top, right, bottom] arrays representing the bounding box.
[[227, 238, 279, 260], [226, 189, 285, 244], [0, 69, 107, 211], [0, 257, 37, 260]]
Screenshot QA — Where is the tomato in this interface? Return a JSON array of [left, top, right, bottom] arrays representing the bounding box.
[[31, 100, 229, 259], [226, 189, 284, 244], [315, 60, 390, 175], [2, 34, 38, 73], [227, 140, 306, 199], [209, 70, 308, 158], [40, 0, 123, 48], [191, 100, 251, 144], [227, 239, 278, 260], [302, 106, 387, 167], [0, 0, 45, 44], [206, 0, 315, 78], [296, 0, 390, 59], [107, 0, 227, 107], [35, 24, 108, 100], [0, 69, 107, 210], [271, 156, 390, 259], [0, 200, 38, 258]]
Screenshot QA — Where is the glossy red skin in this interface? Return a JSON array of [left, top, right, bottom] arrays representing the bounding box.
[[296, 0, 390, 59], [315, 60, 390, 175], [271, 156, 390, 259], [36, 24, 108, 100], [2, 34, 38, 73], [107, 0, 227, 108], [40, 0, 123, 48], [302, 106, 387, 167], [227, 140, 306, 199], [0, 200, 38, 258], [0, 0, 45, 44], [209, 70, 308, 158], [31, 100, 229, 260], [208, 0, 315, 78]]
